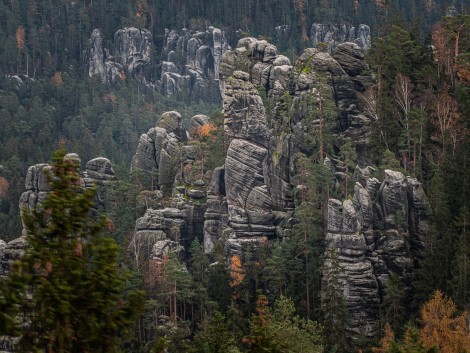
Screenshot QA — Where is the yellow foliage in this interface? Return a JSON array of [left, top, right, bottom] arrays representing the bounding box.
[[420, 290, 470, 353]]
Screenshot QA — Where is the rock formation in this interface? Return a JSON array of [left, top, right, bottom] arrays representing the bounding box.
[[210, 37, 428, 337], [89, 28, 152, 85], [89, 26, 231, 103], [324, 167, 429, 337], [209, 36, 376, 255], [310, 23, 371, 53], [19, 154, 115, 229]]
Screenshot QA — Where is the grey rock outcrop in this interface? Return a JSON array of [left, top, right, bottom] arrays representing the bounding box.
[[0, 153, 116, 353], [89, 26, 231, 102], [130, 208, 186, 264], [89, 28, 151, 84], [206, 36, 377, 254], [310, 23, 371, 53], [324, 168, 430, 338], [0, 237, 27, 279], [19, 155, 115, 229], [131, 111, 190, 193], [204, 166, 229, 253], [210, 35, 429, 340]]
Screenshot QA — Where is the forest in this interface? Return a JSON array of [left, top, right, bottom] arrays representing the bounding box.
[[1, 0, 470, 352]]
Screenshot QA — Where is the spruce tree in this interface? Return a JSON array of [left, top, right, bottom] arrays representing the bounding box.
[[321, 248, 348, 353], [0, 150, 144, 353]]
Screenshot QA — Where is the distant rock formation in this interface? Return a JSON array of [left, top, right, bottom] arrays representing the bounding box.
[[89, 28, 152, 85], [89, 26, 231, 103], [19, 154, 115, 231], [310, 23, 371, 53]]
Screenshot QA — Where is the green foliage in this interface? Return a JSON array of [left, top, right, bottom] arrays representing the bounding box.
[[366, 24, 434, 162], [382, 273, 407, 336], [190, 311, 241, 353], [243, 295, 323, 353], [321, 249, 348, 353], [0, 149, 144, 353], [386, 327, 439, 353]]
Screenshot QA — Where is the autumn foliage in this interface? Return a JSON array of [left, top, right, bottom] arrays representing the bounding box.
[[229, 255, 245, 287], [15, 26, 25, 51], [374, 291, 470, 353], [420, 290, 470, 353], [195, 123, 217, 141]]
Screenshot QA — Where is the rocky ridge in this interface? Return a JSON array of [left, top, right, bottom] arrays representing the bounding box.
[[88, 24, 371, 103], [1, 154, 115, 279], [89, 26, 231, 102], [2, 35, 430, 347], [124, 32, 430, 336]]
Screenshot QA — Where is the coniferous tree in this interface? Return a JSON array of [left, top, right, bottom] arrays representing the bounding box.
[[321, 248, 348, 353], [0, 150, 144, 353], [382, 273, 407, 336]]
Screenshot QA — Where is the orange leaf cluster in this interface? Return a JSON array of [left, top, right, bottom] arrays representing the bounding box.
[[52, 72, 62, 87], [374, 291, 470, 353], [196, 123, 217, 140], [420, 291, 470, 353], [229, 255, 245, 287], [135, 0, 148, 19]]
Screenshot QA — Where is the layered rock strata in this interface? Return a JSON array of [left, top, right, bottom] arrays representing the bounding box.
[[310, 23, 371, 52], [324, 168, 429, 337], [211, 36, 375, 253], [89, 26, 230, 102]]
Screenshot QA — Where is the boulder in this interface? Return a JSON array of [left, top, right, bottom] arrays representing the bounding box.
[[332, 42, 369, 77]]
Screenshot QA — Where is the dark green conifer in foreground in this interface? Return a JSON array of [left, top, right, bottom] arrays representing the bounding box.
[[0, 150, 144, 353]]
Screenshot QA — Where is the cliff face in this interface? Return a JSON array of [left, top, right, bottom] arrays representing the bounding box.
[[88, 24, 372, 104], [2, 34, 429, 344], [215, 37, 374, 251], [89, 26, 231, 103], [215, 38, 428, 337], [124, 36, 429, 338], [324, 168, 429, 337]]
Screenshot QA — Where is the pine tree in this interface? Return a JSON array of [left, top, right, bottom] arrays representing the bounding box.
[[381, 273, 407, 335], [0, 150, 144, 353], [321, 248, 348, 353]]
